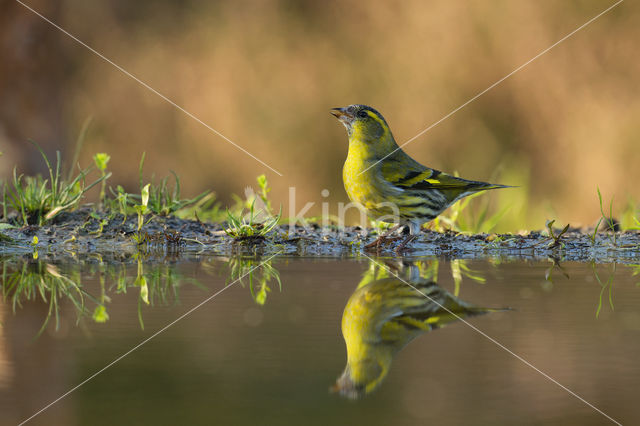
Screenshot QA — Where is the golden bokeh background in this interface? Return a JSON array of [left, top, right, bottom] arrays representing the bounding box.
[[1, 0, 638, 231]]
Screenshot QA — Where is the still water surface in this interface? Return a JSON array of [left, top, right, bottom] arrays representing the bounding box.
[[1, 255, 639, 425]]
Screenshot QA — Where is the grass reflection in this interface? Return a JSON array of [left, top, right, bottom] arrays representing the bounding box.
[[0, 255, 202, 334], [1, 259, 91, 336], [227, 256, 282, 306], [0, 253, 284, 336], [333, 260, 508, 399], [592, 262, 616, 319]]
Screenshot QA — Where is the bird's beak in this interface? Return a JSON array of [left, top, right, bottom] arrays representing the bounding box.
[[331, 107, 354, 124]]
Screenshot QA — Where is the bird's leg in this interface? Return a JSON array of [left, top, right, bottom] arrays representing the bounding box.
[[394, 235, 417, 254], [364, 224, 402, 251], [394, 222, 421, 254]]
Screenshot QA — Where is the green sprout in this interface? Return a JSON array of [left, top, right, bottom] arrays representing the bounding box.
[[88, 212, 109, 236], [134, 183, 150, 231], [256, 174, 273, 215], [93, 152, 111, 209], [596, 187, 618, 246], [108, 185, 130, 223], [225, 199, 281, 240], [136, 152, 210, 216], [545, 219, 569, 249]]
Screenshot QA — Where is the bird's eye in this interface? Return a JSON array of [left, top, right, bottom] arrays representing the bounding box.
[[357, 110, 368, 118]]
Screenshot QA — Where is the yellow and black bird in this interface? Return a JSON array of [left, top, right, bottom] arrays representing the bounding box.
[[332, 104, 510, 252], [332, 262, 508, 399]]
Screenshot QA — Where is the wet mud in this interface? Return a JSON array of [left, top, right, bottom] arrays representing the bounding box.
[[1, 208, 639, 264]]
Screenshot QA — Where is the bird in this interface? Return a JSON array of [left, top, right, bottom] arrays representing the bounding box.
[[332, 261, 509, 399], [331, 104, 511, 252]]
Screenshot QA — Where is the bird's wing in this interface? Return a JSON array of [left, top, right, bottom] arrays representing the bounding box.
[[382, 158, 506, 201], [380, 281, 507, 341]]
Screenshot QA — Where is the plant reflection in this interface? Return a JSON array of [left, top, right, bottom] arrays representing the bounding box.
[[0, 253, 283, 336], [333, 260, 508, 399], [2, 259, 90, 336], [226, 256, 282, 306], [592, 262, 616, 318], [0, 255, 201, 334]]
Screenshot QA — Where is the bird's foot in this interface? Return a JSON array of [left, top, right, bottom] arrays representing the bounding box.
[[394, 235, 417, 255], [364, 235, 402, 252]]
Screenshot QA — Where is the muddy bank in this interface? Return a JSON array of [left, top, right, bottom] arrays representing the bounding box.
[[1, 208, 639, 264]]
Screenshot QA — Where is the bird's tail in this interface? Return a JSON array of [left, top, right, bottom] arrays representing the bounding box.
[[473, 182, 516, 191], [467, 306, 514, 315]]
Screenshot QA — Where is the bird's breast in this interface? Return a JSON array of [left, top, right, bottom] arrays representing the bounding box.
[[343, 153, 399, 218]]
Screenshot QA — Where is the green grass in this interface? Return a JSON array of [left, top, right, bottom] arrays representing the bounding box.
[[0, 145, 228, 233], [224, 174, 281, 240], [1, 138, 638, 243], [135, 152, 210, 217], [544, 219, 569, 249], [596, 187, 618, 246], [93, 152, 111, 209], [225, 200, 281, 240], [7, 144, 109, 226]]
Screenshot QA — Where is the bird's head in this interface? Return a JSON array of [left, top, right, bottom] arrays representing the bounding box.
[[331, 359, 389, 399], [331, 105, 397, 155]]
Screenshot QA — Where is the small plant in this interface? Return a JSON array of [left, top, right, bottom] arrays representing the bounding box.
[[93, 152, 111, 209], [545, 219, 569, 249], [136, 152, 209, 216], [256, 174, 273, 215], [7, 144, 109, 226], [87, 212, 109, 236], [134, 183, 150, 231], [225, 199, 281, 240], [109, 185, 130, 223], [131, 230, 151, 245], [588, 222, 599, 246], [596, 187, 618, 246]]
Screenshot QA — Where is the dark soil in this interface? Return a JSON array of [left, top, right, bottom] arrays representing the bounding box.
[[1, 207, 639, 264]]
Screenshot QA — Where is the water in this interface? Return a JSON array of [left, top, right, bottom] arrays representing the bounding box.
[[1, 255, 639, 425]]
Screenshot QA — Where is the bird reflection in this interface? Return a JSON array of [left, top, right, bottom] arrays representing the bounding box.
[[332, 260, 509, 399]]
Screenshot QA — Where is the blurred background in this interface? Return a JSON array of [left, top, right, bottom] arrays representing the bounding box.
[[1, 0, 638, 231]]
